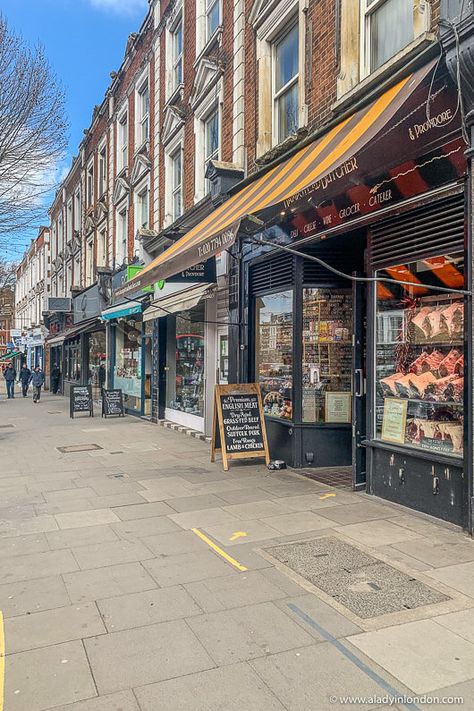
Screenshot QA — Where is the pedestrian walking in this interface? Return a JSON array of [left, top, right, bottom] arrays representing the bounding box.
[[3, 363, 16, 399], [18, 364, 31, 397], [50, 364, 61, 394], [30, 366, 45, 403]]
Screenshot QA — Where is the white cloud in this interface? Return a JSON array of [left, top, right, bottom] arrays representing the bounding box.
[[88, 0, 148, 16]]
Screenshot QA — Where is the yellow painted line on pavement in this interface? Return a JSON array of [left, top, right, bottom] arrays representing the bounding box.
[[0, 610, 4, 711], [319, 493, 337, 500], [229, 531, 247, 541], [191, 528, 248, 572]]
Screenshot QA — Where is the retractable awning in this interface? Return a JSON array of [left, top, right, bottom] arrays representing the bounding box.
[[143, 283, 217, 322], [47, 334, 66, 347], [101, 301, 143, 321], [0, 350, 20, 361], [116, 60, 458, 298]]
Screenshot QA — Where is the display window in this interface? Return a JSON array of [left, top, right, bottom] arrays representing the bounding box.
[[65, 339, 81, 381], [114, 320, 142, 411], [376, 254, 464, 457], [88, 330, 107, 400], [302, 288, 352, 423], [166, 303, 205, 417], [255, 291, 293, 420]]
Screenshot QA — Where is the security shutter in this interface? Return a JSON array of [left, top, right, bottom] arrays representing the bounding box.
[[369, 193, 465, 268], [249, 253, 295, 294]]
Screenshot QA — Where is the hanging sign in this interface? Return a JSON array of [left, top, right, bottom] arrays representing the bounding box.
[[70, 385, 94, 419], [211, 383, 270, 471], [381, 398, 408, 444], [101, 389, 125, 418]]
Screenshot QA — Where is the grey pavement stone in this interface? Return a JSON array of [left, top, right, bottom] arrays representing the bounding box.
[[63, 562, 157, 603], [375, 545, 434, 572], [187, 601, 315, 665], [55, 509, 121, 529], [184, 570, 290, 612], [0, 533, 49, 558], [203, 520, 280, 546], [86, 493, 147, 508], [348, 619, 474, 694], [4, 640, 97, 711], [167, 507, 240, 530], [45, 691, 140, 711], [4, 602, 106, 653], [393, 537, 474, 569], [134, 662, 286, 710], [276, 594, 363, 640], [84, 620, 215, 694], [97, 585, 201, 631], [223, 500, 295, 520], [46, 525, 120, 550], [111, 515, 181, 539], [214, 488, 274, 505], [44, 487, 97, 503], [259, 567, 308, 597], [111, 501, 175, 520], [425, 561, 474, 597], [277, 494, 343, 512], [141, 529, 207, 556], [165, 493, 228, 512], [0, 549, 78, 584], [35, 499, 100, 515], [316, 501, 397, 524], [0, 504, 36, 520], [263, 511, 336, 535], [0, 576, 71, 618], [335, 519, 421, 547], [71, 539, 155, 569], [249, 643, 383, 711], [143, 550, 236, 586], [416, 678, 474, 711], [0, 514, 59, 537], [434, 608, 474, 645], [136, 476, 194, 500]]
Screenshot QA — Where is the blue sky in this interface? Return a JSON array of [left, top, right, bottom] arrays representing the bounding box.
[[2, 0, 148, 259]]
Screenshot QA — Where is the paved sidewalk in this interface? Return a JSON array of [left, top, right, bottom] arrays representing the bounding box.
[[1, 389, 474, 710]]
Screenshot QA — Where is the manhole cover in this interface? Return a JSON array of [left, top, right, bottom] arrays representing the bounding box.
[[57, 443, 103, 453], [0, 424, 15, 428], [264, 536, 449, 619]]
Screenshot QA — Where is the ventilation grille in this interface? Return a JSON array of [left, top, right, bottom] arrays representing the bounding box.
[[370, 194, 465, 268], [250, 254, 294, 294], [303, 248, 363, 284]]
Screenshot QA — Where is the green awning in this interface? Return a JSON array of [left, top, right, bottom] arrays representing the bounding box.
[[0, 350, 21, 361]]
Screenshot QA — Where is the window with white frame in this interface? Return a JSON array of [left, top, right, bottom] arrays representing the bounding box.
[[136, 185, 149, 230], [66, 199, 73, 243], [206, 0, 220, 41], [73, 252, 81, 286], [74, 188, 81, 233], [97, 228, 107, 267], [98, 144, 107, 197], [171, 148, 183, 221], [204, 108, 219, 193], [172, 20, 183, 91], [86, 161, 94, 206], [362, 0, 413, 74], [85, 239, 94, 286], [58, 215, 63, 252], [137, 80, 150, 145], [118, 111, 128, 171], [116, 207, 128, 265], [273, 21, 299, 144]]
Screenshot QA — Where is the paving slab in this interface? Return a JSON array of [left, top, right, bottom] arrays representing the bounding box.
[[392, 537, 474, 568], [111, 515, 181, 539], [55, 509, 121, 529], [110, 501, 175, 520], [348, 619, 474, 694], [249, 643, 384, 711], [97, 585, 201, 631], [336, 519, 421, 547], [141, 529, 207, 556], [168, 507, 240, 530], [203, 519, 280, 546], [63, 562, 157, 603], [315, 501, 398, 524], [71, 539, 155, 569], [35, 499, 100, 515], [86, 493, 147, 508], [214, 487, 274, 505], [277, 594, 362, 639], [222, 500, 295, 520], [134, 662, 286, 710], [0, 514, 59, 537], [44, 487, 97, 503], [4, 640, 97, 711], [46, 691, 140, 711], [84, 619, 215, 694], [187, 601, 314, 665], [4, 602, 106, 653], [0, 575, 71, 618], [277, 494, 343, 512], [434, 608, 474, 645], [0, 549, 78, 584], [0, 533, 50, 558], [425, 561, 474, 597], [46, 525, 120, 550], [263, 511, 337, 535], [165, 493, 228, 512], [184, 570, 290, 612], [143, 550, 236, 586]]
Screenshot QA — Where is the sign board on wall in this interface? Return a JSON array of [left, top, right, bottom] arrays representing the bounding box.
[[211, 383, 270, 471]]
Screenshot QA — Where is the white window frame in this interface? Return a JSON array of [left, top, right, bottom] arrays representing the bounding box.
[[271, 20, 299, 146], [73, 187, 81, 233], [171, 18, 183, 93], [66, 199, 73, 243], [98, 143, 107, 197], [117, 109, 128, 172], [116, 205, 128, 267], [136, 77, 150, 147], [171, 147, 183, 222], [86, 160, 94, 207], [360, 0, 415, 78], [135, 181, 150, 231], [205, 0, 221, 42], [97, 227, 107, 268], [204, 106, 220, 194], [85, 239, 94, 287]]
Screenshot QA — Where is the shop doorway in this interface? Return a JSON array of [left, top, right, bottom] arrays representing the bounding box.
[[352, 278, 367, 489]]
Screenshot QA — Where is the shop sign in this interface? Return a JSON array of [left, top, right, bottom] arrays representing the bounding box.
[[381, 398, 408, 444], [211, 383, 270, 471], [102, 389, 125, 418], [324, 392, 352, 424], [70, 385, 94, 419], [73, 285, 101, 324]]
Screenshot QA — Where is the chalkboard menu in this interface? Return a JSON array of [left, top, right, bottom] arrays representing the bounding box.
[[102, 389, 125, 418], [70, 385, 93, 419], [211, 384, 270, 471]]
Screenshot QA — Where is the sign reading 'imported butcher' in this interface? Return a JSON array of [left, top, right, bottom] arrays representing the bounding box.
[[211, 384, 270, 471]]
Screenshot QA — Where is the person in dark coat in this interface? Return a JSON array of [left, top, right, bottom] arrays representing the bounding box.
[[3, 363, 16, 399], [19, 364, 31, 397], [50, 364, 61, 394], [30, 366, 45, 403]]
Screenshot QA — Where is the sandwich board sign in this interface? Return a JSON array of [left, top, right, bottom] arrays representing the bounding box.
[[211, 383, 270, 471], [70, 385, 93, 418], [102, 389, 125, 418]]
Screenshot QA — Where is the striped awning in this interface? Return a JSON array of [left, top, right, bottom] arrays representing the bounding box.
[[116, 60, 459, 298]]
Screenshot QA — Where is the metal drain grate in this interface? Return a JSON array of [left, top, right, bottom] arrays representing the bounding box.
[[264, 536, 449, 619], [57, 443, 103, 453]]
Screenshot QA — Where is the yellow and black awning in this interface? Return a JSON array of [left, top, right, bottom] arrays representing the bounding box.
[[116, 61, 461, 298]]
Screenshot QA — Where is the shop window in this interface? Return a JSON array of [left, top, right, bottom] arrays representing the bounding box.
[[166, 304, 205, 418], [362, 0, 413, 74], [273, 22, 299, 144], [88, 331, 107, 401], [114, 320, 142, 411], [302, 288, 353, 423], [255, 291, 293, 420], [375, 254, 464, 457], [65, 340, 81, 381]]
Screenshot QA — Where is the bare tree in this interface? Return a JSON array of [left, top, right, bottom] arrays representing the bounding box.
[[0, 258, 17, 290], [0, 17, 68, 243]]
